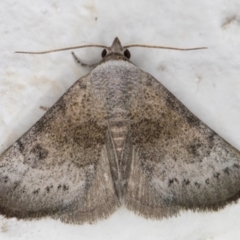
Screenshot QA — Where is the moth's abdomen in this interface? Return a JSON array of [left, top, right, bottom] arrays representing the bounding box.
[[109, 109, 129, 159]]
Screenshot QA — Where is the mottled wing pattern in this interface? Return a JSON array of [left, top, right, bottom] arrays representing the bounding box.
[[125, 71, 240, 218], [0, 74, 119, 224]]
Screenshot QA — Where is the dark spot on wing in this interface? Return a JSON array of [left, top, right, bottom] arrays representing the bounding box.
[[233, 163, 240, 168], [31, 144, 48, 160], [33, 188, 40, 195], [223, 167, 230, 175], [213, 172, 220, 179], [168, 178, 179, 186], [205, 178, 210, 184], [63, 185, 69, 191], [195, 182, 201, 189], [13, 182, 19, 190], [183, 179, 190, 185], [187, 141, 202, 157], [24, 144, 48, 168], [1, 176, 9, 183]]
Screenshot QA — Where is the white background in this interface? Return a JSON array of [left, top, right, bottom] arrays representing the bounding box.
[[1, 0, 240, 239]]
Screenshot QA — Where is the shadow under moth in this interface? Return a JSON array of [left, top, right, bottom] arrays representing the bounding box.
[[0, 37, 239, 224]]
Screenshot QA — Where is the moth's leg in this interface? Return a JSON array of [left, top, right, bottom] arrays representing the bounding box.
[[71, 52, 98, 68], [39, 106, 49, 111]]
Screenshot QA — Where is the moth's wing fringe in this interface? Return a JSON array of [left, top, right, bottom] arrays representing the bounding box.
[[124, 197, 180, 219], [0, 195, 120, 224], [56, 196, 121, 224], [125, 190, 240, 219]]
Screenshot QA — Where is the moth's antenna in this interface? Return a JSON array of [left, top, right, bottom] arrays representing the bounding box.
[[15, 42, 207, 54], [123, 44, 207, 51], [15, 44, 107, 54]]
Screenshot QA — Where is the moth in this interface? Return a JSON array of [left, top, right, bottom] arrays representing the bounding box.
[[0, 37, 240, 224]]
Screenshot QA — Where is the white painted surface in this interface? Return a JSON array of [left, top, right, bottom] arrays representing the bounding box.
[[1, 0, 240, 239]]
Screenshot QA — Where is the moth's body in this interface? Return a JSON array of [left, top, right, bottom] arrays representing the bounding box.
[[1, 38, 240, 224], [91, 58, 140, 199]]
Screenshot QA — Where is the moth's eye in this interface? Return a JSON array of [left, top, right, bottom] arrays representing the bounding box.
[[101, 49, 107, 58], [124, 49, 131, 59]]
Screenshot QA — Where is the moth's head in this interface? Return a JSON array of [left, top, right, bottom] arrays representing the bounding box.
[[101, 37, 131, 59]]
